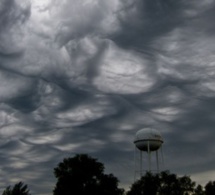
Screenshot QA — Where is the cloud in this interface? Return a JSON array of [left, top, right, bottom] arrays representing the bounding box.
[[93, 41, 157, 94], [0, 0, 215, 194], [0, 0, 30, 55]]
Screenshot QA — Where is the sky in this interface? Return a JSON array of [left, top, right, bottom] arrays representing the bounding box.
[[1, 0, 215, 194]]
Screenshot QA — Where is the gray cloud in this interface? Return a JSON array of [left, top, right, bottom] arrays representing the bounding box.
[[0, 0, 215, 194]]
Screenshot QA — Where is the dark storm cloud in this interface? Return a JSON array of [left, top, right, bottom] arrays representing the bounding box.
[[1, 0, 215, 194], [0, 0, 30, 55]]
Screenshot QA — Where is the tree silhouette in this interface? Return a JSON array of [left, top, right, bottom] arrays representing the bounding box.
[[127, 172, 160, 195], [53, 154, 124, 195], [2, 182, 31, 195], [159, 172, 196, 195], [127, 171, 198, 195], [205, 181, 215, 195], [194, 185, 205, 195]]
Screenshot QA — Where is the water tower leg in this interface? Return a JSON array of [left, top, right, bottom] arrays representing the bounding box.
[[161, 145, 164, 168], [134, 146, 137, 181], [156, 150, 159, 173], [140, 150, 142, 177], [147, 141, 151, 172]]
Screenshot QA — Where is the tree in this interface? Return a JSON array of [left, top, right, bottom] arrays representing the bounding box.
[[205, 181, 215, 195], [127, 171, 198, 195], [127, 172, 160, 195], [53, 154, 124, 195], [2, 182, 31, 195], [194, 185, 205, 195], [160, 173, 196, 195]]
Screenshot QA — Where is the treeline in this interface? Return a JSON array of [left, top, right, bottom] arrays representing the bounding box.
[[2, 154, 215, 195]]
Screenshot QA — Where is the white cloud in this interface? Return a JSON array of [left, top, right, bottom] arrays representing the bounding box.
[[192, 170, 215, 185], [94, 41, 156, 94]]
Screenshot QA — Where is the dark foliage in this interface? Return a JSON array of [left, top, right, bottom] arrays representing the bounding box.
[[2, 182, 31, 195], [53, 154, 124, 195], [205, 181, 215, 195], [194, 185, 205, 195], [127, 171, 200, 195]]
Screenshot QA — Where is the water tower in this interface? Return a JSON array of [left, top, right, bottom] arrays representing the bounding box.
[[134, 128, 164, 179]]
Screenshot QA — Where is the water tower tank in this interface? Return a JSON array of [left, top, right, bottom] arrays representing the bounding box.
[[134, 128, 163, 151]]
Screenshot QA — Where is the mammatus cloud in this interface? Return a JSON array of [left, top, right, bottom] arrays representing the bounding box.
[[1, 0, 215, 194]]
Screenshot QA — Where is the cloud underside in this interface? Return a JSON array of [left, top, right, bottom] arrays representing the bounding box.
[[0, 0, 215, 193]]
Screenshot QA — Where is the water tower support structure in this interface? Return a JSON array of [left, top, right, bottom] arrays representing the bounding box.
[[133, 128, 164, 180]]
